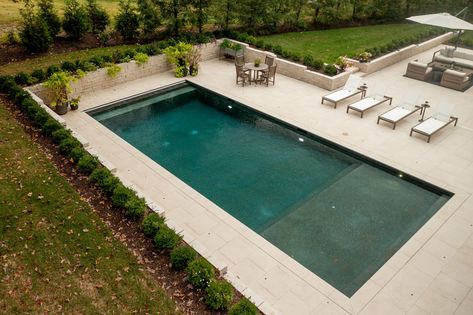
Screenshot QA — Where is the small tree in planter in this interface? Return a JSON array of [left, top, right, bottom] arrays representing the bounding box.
[[163, 42, 193, 78], [44, 71, 76, 115], [186, 46, 201, 76]]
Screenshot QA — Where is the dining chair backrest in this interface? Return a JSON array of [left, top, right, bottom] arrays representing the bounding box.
[[235, 64, 244, 75], [235, 55, 245, 66], [268, 64, 277, 77], [265, 55, 275, 67]]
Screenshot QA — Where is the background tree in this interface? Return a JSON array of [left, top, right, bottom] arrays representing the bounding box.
[[136, 0, 161, 37], [37, 0, 61, 37], [156, 0, 189, 36], [210, 0, 234, 30], [62, 0, 90, 39], [86, 0, 110, 34], [188, 0, 210, 33], [115, 0, 140, 40], [19, 0, 53, 53]]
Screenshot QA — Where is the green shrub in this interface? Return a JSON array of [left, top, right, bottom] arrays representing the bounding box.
[[115, 0, 140, 40], [101, 54, 113, 63], [302, 54, 313, 66], [111, 183, 134, 207], [19, 98, 37, 112], [59, 136, 81, 155], [134, 52, 149, 65], [61, 61, 77, 72], [88, 55, 104, 67], [281, 49, 291, 59], [205, 280, 234, 310], [0, 76, 15, 92], [14, 90, 31, 105], [170, 246, 196, 270], [263, 43, 273, 52], [37, 0, 61, 37], [42, 118, 62, 135], [89, 167, 120, 193], [228, 298, 258, 315], [27, 106, 41, 121], [67, 147, 85, 163], [255, 40, 265, 49], [153, 225, 181, 250], [63, 0, 90, 40], [20, 16, 53, 53], [47, 65, 61, 77], [52, 128, 71, 144], [33, 109, 50, 127], [142, 212, 164, 236], [124, 195, 146, 218], [8, 86, 25, 101], [31, 69, 46, 82], [77, 154, 99, 174], [323, 64, 338, 76], [272, 45, 283, 55], [186, 258, 214, 289], [311, 58, 324, 70], [14, 72, 33, 85]]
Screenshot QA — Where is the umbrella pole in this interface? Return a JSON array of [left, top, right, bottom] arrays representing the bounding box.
[[455, 30, 461, 49]]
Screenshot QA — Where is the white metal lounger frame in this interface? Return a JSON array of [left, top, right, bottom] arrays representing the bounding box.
[[377, 105, 422, 129], [410, 116, 458, 143], [346, 95, 393, 118], [321, 88, 366, 109]]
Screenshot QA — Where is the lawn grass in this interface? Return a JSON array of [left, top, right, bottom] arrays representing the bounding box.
[[0, 44, 138, 75], [0, 0, 120, 26], [0, 102, 179, 314], [258, 24, 438, 62]]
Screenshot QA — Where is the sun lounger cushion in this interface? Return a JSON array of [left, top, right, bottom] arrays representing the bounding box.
[[324, 89, 356, 102], [412, 117, 449, 134], [379, 106, 413, 122], [349, 97, 380, 111]]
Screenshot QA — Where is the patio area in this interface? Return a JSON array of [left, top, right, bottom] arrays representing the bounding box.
[[62, 44, 473, 314]]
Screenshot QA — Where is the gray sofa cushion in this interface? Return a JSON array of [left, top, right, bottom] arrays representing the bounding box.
[[453, 51, 473, 61]]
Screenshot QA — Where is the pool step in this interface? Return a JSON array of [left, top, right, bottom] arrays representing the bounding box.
[[94, 85, 197, 121]]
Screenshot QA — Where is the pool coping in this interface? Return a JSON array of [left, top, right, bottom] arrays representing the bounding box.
[[31, 58, 473, 314]]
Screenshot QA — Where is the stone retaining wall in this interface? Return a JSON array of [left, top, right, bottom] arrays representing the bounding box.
[[30, 41, 221, 105], [347, 32, 455, 74]]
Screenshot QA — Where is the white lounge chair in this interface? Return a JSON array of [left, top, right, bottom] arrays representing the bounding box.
[[410, 113, 458, 143], [377, 103, 422, 129], [321, 76, 365, 109], [346, 94, 392, 118]]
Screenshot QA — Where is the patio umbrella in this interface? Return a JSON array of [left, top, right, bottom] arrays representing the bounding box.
[[407, 12, 473, 48]]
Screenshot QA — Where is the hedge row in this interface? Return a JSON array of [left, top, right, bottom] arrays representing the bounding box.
[[0, 75, 258, 315], [227, 28, 446, 75], [12, 31, 218, 87]]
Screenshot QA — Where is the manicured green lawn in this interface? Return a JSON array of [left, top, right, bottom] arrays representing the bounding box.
[[0, 45, 138, 75], [258, 24, 437, 62], [0, 102, 179, 314]]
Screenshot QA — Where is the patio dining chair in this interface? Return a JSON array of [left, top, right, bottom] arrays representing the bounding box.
[[265, 55, 275, 67], [235, 64, 251, 86], [235, 55, 245, 66], [258, 65, 277, 86]]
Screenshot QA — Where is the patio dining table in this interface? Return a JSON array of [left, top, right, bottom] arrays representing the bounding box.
[[243, 62, 269, 83]]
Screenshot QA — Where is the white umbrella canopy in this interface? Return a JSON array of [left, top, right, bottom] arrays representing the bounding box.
[[407, 12, 473, 48], [406, 12, 473, 31]]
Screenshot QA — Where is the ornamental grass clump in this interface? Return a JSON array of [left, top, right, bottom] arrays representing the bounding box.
[[186, 258, 214, 290]]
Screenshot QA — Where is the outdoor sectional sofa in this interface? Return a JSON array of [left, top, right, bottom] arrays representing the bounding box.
[[432, 47, 473, 69]]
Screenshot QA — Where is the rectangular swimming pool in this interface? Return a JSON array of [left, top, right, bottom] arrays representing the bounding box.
[[89, 82, 451, 297]]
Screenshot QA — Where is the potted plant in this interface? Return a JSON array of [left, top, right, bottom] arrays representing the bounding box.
[[357, 51, 372, 63], [187, 46, 202, 76], [163, 42, 193, 78], [44, 71, 76, 115], [70, 97, 80, 110], [254, 58, 261, 67]]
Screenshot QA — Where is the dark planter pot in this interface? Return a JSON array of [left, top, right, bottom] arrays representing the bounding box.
[[70, 104, 79, 110], [189, 65, 198, 76], [55, 103, 68, 115]]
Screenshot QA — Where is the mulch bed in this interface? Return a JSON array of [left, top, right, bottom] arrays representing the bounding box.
[[1, 95, 244, 314]]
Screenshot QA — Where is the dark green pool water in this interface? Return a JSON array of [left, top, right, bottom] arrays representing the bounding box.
[[91, 83, 450, 297]]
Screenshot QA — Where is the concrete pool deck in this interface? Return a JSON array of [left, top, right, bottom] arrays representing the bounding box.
[[62, 45, 473, 314]]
